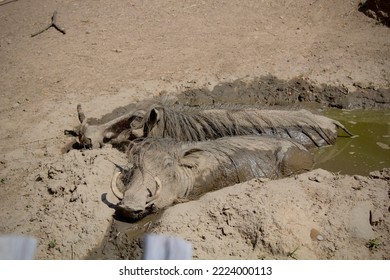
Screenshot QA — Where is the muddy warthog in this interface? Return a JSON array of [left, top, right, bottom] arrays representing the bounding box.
[[111, 136, 314, 220], [122, 105, 353, 149], [69, 103, 352, 150]]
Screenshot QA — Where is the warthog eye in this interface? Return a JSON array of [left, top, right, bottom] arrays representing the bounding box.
[[146, 187, 153, 198], [145, 177, 162, 207], [130, 116, 143, 129]]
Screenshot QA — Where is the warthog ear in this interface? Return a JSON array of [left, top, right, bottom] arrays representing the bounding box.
[[144, 107, 161, 134], [178, 148, 203, 168], [77, 104, 86, 124]]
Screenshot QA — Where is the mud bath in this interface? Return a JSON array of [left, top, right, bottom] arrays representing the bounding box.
[[83, 79, 390, 260]]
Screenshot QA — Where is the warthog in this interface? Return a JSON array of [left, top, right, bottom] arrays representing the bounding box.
[[70, 103, 352, 149], [111, 136, 314, 220], [128, 105, 353, 149]]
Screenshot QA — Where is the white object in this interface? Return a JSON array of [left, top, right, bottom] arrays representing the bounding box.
[[143, 233, 192, 260], [0, 235, 38, 260]]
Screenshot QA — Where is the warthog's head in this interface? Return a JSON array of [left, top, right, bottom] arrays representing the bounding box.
[[66, 96, 178, 149], [76, 107, 146, 149], [111, 139, 191, 221], [111, 171, 161, 220]]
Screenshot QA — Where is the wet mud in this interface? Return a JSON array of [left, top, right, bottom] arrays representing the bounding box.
[[176, 75, 390, 109], [359, 0, 390, 27]]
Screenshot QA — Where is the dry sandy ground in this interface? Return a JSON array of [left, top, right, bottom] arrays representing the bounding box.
[[0, 0, 389, 259], [145, 169, 390, 260]]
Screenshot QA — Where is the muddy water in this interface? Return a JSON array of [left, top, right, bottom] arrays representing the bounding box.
[[175, 76, 389, 175], [314, 109, 390, 175]]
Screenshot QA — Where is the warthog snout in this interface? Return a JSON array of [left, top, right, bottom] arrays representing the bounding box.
[[111, 171, 162, 220]]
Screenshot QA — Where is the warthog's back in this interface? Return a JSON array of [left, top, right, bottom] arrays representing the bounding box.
[[177, 136, 314, 196], [147, 106, 349, 148]]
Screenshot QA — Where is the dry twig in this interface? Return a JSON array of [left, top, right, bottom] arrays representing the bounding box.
[[31, 10, 66, 37]]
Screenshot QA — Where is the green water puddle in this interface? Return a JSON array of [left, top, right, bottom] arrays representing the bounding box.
[[314, 109, 390, 176]]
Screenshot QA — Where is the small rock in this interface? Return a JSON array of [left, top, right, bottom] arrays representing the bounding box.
[[353, 175, 366, 181], [35, 174, 43, 182], [310, 228, 324, 241], [70, 191, 79, 202], [316, 235, 324, 241], [308, 175, 322, 183], [257, 177, 270, 183]]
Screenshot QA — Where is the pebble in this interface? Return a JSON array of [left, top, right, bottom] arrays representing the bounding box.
[[308, 175, 322, 183], [310, 228, 324, 241], [316, 235, 324, 241]]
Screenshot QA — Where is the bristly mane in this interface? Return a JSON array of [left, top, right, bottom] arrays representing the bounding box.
[[155, 106, 339, 147], [160, 107, 226, 141]]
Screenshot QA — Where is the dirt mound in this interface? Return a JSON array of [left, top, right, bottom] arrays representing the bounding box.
[[102, 169, 390, 260], [359, 0, 390, 27], [0, 147, 126, 259]]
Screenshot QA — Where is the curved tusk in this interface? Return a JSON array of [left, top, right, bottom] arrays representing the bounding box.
[[111, 171, 124, 200], [146, 177, 162, 207]]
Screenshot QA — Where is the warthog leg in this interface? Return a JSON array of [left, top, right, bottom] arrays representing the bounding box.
[[111, 171, 124, 200]]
